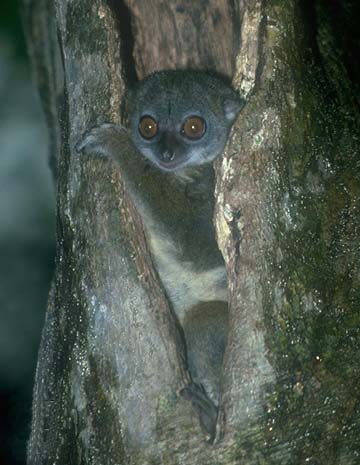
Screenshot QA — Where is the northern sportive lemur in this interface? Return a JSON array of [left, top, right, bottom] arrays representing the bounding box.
[[78, 70, 244, 441]]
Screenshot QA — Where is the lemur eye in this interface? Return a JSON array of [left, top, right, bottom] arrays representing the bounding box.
[[181, 116, 206, 140], [139, 116, 158, 139]]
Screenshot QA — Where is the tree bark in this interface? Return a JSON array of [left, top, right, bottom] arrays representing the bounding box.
[[22, 0, 359, 464]]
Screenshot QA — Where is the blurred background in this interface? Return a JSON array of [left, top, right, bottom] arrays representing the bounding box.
[[0, 2, 55, 464]]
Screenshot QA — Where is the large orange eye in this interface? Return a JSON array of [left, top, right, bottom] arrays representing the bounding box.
[[181, 116, 206, 140], [139, 116, 158, 139]]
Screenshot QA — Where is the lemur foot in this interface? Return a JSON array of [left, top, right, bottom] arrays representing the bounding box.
[[179, 382, 218, 443]]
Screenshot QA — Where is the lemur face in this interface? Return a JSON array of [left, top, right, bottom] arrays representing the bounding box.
[[128, 70, 244, 171]]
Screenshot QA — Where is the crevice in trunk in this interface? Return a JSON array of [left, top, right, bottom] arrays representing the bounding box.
[[107, 0, 137, 85]]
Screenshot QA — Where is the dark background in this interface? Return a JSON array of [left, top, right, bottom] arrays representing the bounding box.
[[0, 2, 55, 464], [0, 1, 359, 464]]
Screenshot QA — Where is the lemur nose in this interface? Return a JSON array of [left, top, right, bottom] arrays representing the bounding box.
[[162, 150, 176, 162]]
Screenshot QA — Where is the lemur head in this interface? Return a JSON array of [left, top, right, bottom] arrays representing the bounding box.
[[126, 70, 244, 172]]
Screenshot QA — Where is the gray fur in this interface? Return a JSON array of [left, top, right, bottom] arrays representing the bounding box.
[[78, 70, 244, 442]]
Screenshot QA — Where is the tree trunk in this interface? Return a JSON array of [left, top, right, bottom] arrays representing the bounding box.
[[22, 0, 360, 464]]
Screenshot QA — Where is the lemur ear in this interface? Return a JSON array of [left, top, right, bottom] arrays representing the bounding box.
[[224, 95, 245, 122]]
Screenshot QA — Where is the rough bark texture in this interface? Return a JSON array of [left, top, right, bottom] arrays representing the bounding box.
[[22, 0, 359, 464]]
